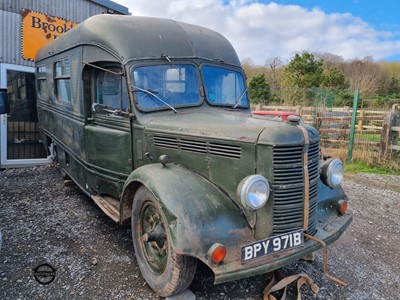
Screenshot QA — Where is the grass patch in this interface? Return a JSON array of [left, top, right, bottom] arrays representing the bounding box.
[[345, 160, 400, 175], [354, 133, 381, 142]]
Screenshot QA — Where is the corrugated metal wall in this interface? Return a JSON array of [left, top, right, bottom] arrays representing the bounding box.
[[0, 10, 28, 66], [0, 0, 121, 22], [0, 0, 127, 66]]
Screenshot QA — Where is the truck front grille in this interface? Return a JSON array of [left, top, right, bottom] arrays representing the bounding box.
[[272, 141, 320, 235]]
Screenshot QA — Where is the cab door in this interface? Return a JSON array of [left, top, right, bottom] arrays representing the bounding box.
[[84, 65, 132, 198]]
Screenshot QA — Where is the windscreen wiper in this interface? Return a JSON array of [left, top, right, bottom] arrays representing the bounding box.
[[161, 55, 183, 78], [232, 87, 248, 109], [130, 85, 177, 113]]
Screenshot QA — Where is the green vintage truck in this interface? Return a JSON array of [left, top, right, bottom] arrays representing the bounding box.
[[34, 14, 352, 297]]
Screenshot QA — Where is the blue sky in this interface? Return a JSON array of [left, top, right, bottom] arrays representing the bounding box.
[[263, 0, 400, 61], [270, 0, 400, 32], [116, 0, 400, 64]]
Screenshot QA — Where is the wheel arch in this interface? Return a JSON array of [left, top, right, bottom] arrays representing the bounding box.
[[120, 163, 253, 263], [120, 180, 141, 224]]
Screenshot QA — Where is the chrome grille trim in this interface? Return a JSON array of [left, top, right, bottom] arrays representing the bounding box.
[[272, 141, 320, 235], [273, 146, 303, 165]]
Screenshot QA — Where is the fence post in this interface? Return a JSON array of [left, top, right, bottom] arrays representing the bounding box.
[[311, 107, 318, 128], [392, 105, 399, 154], [380, 111, 393, 160], [358, 109, 364, 131], [347, 89, 359, 163]]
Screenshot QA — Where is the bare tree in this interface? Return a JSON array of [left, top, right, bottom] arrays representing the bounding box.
[[314, 52, 345, 70], [344, 58, 385, 96], [265, 57, 283, 90], [241, 58, 268, 83]]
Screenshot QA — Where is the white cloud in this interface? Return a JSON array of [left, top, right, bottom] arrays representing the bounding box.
[[115, 0, 400, 64]]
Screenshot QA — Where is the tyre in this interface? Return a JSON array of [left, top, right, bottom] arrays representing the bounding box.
[[131, 186, 197, 297]]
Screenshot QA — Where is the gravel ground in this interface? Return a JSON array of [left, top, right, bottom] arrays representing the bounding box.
[[0, 165, 399, 300]]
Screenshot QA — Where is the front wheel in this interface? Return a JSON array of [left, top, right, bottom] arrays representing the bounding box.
[[131, 186, 197, 297]]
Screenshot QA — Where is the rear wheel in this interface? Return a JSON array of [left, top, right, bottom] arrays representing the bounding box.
[[131, 186, 197, 297]]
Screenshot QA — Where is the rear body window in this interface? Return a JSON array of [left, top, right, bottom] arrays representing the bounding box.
[[54, 59, 71, 102]]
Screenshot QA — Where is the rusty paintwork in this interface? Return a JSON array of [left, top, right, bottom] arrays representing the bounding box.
[[252, 110, 301, 121], [35, 14, 352, 289]]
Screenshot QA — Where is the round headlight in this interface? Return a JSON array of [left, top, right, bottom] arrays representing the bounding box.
[[322, 158, 344, 188], [239, 175, 270, 210]]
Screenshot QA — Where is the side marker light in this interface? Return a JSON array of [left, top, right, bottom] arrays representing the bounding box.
[[338, 200, 348, 215], [208, 243, 226, 264]]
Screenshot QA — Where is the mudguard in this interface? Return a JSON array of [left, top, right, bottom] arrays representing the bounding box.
[[122, 163, 253, 263], [316, 180, 348, 219], [317, 179, 347, 203]]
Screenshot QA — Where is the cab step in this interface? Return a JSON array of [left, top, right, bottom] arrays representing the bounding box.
[[91, 195, 120, 222]]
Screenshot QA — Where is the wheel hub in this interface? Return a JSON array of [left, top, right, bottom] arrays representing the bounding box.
[[140, 202, 168, 274]]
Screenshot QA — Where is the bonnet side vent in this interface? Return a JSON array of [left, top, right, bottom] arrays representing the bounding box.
[[154, 136, 241, 159], [180, 139, 207, 153], [153, 136, 178, 149], [209, 142, 241, 159]]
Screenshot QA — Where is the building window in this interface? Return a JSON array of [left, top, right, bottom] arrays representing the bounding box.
[[54, 59, 71, 102], [36, 66, 48, 98]]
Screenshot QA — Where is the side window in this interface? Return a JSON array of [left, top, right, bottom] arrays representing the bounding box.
[[54, 59, 71, 102], [36, 66, 48, 98], [95, 67, 128, 111]]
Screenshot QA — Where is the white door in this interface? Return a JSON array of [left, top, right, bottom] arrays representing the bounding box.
[[0, 63, 52, 167]]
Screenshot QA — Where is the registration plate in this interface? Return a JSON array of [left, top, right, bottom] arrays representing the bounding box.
[[241, 229, 304, 263]]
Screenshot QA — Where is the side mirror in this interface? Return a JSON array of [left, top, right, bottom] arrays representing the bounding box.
[[0, 89, 10, 114]]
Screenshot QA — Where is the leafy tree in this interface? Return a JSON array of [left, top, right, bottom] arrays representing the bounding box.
[[241, 51, 400, 107], [333, 91, 354, 107], [281, 52, 324, 88], [248, 74, 271, 104], [321, 67, 349, 89], [280, 52, 324, 105], [387, 77, 400, 95]]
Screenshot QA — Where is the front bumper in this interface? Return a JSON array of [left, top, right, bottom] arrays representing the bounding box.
[[213, 212, 352, 284]]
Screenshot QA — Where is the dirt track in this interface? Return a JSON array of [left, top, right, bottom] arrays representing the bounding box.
[[0, 165, 399, 299]]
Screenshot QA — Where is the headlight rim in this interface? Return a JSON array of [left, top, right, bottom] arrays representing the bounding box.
[[322, 158, 344, 188], [239, 174, 270, 211]]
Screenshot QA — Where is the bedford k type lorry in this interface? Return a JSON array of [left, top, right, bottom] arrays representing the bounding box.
[[33, 14, 352, 297]]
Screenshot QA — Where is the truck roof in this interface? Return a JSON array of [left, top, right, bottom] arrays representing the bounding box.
[[35, 14, 241, 67]]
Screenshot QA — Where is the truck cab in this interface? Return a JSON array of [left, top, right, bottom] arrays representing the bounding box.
[[36, 15, 352, 297]]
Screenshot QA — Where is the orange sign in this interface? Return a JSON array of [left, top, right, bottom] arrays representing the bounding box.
[[21, 9, 78, 61]]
